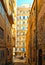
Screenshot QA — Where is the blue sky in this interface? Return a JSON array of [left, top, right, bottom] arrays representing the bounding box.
[[17, 0, 34, 7]]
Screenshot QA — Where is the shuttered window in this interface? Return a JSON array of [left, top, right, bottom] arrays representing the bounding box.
[[0, 27, 4, 39]]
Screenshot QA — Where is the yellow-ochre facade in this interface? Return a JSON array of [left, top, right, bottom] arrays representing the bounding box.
[[27, 0, 45, 65], [0, 0, 16, 65], [26, 16, 30, 63], [15, 5, 30, 57]]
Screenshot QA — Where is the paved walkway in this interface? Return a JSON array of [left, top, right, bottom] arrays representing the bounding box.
[[13, 57, 26, 63], [14, 62, 29, 65], [7, 59, 29, 65], [13, 57, 30, 65], [6, 57, 29, 65], [13, 59, 26, 62]]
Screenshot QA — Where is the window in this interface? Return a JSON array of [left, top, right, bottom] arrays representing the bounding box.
[[17, 48, 19, 51], [19, 48, 21, 51], [23, 32, 25, 35], [21, 48, 25, 52], [17, 37, 19, 41], [23, 21, 25, 24], [23, 11, 25, 14], [0, 50, 4, 60], [1, 50, 4, 58], [0, 51, 1, 60], [6, 48, 9, 55], [19, 37, 21, 40], [25, 16, 27, 19], [21, 42, 25, 46], [27, 16, 29, 18], [15, 48, 17, 51], [21, 27, 25, 30], [23, 16, 25, 19], [7, 35, 9, 42], [20, 16, 21, 19], [23, 43, 24, 46], [0, 27, 4, 39], [21, 16, 23, 19]]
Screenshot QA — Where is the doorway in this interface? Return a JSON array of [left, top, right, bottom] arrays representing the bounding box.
[[38, 49, 42, 65]]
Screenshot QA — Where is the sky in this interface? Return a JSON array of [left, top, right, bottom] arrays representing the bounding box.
[[17, 0, 34, 7]]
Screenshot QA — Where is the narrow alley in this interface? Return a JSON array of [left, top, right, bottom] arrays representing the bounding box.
[[14, 62, 29, 65], [0, 0, 45, 65]]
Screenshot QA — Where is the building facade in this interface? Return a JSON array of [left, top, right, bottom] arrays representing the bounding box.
[[15, 5, 30, 57], [0, 0, 16, 65], [0, 3, 6, 64], [26, 16, 31, 63], [27, 0, 45, 65], [37, 0, 45, 65]]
